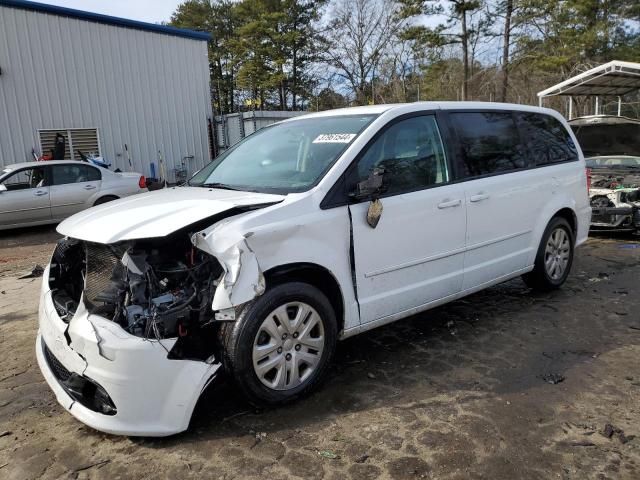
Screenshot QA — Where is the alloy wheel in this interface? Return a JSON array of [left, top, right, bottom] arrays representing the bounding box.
[[544, 227, 571, 280]]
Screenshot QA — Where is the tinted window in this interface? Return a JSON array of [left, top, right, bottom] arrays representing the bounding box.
[[450, 112, 525, 177], [518, 113, 578, 165], [1, 167, 46, 191], [353, 115, 449, 195], [52, 164, 101, 185]]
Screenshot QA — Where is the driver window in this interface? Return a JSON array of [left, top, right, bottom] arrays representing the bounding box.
[[1, 167, 46, 191], [355, 115, 449, 195]]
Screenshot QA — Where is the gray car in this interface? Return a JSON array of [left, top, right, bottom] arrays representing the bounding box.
[[0, 160, 148, 230]]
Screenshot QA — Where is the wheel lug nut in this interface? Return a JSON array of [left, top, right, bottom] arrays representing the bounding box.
[[282, 333, 288, 340], [295, 344, 301, 351], [277, 347, 283, 354], [293, 332, 298, 338], [285, 353, 292, 361]]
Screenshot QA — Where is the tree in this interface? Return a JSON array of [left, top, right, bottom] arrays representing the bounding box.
[[322, 0, 406, 105], [282, 1, 327, 109], [500, 0, 514, 102], [171, 0, 241, 114], [400, 0, 488, 100]]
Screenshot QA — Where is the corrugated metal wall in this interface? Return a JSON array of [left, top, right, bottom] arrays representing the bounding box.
[[0, 5, 212, 181]]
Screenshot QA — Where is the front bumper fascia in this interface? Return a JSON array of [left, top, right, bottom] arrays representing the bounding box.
[[590, 204, 640, 231], [36, 266, 221, 437]]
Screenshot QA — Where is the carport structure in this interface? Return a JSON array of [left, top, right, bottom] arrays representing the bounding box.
[[537, 60, 640, 119]]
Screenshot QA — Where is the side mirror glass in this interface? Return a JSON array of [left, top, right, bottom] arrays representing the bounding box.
[[0, 184, 7, 193]]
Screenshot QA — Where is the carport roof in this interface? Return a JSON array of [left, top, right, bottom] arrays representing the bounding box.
[[537, 61, 640, 99], [0, 0, 211, 41]]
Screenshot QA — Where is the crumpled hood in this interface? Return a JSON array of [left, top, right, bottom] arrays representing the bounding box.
[[57, 187, 284, 243]]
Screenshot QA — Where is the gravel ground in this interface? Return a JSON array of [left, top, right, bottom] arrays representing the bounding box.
[[0, 226, 639, 479]]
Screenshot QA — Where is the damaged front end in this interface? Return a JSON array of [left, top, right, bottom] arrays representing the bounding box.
[[589, 173, 640, 233], [50, 234, 223, 358], [37, 230, 239, 436], [36, 188, 285, 435]]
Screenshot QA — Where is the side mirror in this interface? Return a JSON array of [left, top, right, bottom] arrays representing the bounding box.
[[0, 184, 7, 193], [350, 167, 386, 201]]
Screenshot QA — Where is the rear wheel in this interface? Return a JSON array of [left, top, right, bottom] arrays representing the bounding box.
[[219, 282, 337, 406], [94, 195, 118, 206], [522, 217, 574, 291]]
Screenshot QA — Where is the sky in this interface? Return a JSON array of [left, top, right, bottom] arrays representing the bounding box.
[[35, 0, 181, 24]]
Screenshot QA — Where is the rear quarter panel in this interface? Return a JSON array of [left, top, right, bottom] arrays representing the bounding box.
[[527, 112, 591, 265], [98, 172, 146, 200]]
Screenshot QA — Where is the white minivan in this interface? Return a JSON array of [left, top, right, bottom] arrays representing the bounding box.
[[36, 102, 591, 436]]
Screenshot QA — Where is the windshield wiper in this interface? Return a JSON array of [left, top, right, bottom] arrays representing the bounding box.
[[197, 182, 242, 191]]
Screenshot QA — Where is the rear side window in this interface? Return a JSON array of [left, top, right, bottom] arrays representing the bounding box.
[[517, 113, 578, 165], [449, 112, 526, 177], [52, 164, 101, 185]]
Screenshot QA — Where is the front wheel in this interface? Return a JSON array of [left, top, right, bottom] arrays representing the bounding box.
[[522, 217, 574, 291], [218, 282, 337, 406]]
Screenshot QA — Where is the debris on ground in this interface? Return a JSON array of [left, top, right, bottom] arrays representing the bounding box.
[[602, 423, 615, 438], [601, 423, 635, 444], [318, 450, 340, 459], [367, 372, 376, 379], [72, 459, 110, 473], [588, 272, 610, 282], [18, 264, 44, 279], [541, 373, 565, 385], [569, 440, 596, 447], [355, 454, 370, 463], [446, 320, 457, 335], [0, 431, 11, 438]]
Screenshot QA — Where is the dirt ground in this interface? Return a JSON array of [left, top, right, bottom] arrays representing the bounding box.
[[0, 226, 639, 480]]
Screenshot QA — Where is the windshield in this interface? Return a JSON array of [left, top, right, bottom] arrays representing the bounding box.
[[571, 123, 640, 158], [585, 156, 640, 168], [189, 115, 377, 193], [0, 168, 12, 181]]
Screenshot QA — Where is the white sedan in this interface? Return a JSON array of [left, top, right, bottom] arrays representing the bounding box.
[[0, 160, 148, 230]]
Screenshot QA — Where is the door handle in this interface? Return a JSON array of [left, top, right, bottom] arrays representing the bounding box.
[[34, 190, 48, 196], [437, 199, 462, 209], [470, 193, 490, 203], [83, 185, 97, 190]]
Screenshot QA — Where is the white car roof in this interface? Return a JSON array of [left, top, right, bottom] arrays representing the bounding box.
[[287, 101, 563, 121], [2, 160, 111, 173]]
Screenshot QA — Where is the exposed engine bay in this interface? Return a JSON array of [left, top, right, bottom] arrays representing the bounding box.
[[49, 232, 223, 360], [589, 170, 640, 232]]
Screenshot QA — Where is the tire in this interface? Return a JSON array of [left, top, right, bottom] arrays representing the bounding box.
[[218, 282, 337, 406], [94, 195, 118, 206], [522, 217, 574, 292]]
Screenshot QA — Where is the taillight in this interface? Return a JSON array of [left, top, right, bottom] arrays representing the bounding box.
[[139, 175, 146, 189], [586, 168, 591, 191]]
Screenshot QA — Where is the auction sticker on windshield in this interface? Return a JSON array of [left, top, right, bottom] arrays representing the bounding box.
[[313, 133, 357, 143]]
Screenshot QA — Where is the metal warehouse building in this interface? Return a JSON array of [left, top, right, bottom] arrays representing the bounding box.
[[0, 0, 212, 181]]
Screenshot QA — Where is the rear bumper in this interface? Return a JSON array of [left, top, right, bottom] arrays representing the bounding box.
[[36, 266, 221, 437], [576, 205, 592, 246]]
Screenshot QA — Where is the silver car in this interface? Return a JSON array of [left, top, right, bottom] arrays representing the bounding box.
[[0, 160, 148, 230]]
